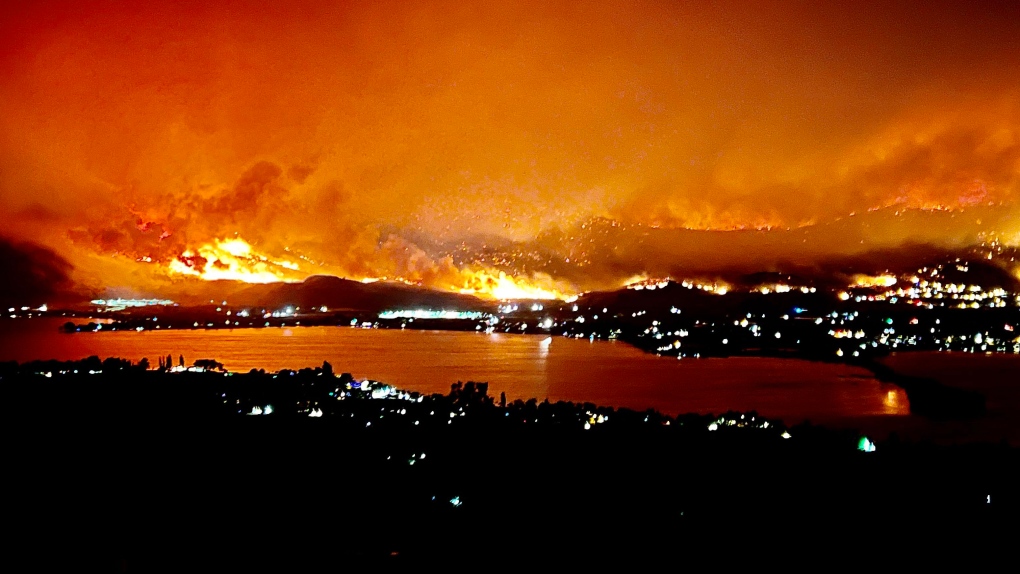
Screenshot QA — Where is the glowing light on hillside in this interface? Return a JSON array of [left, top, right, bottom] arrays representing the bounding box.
[[378, 310, 486, 320]]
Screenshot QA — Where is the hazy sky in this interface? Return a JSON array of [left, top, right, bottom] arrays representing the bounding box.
[[1, 0, 1018, 297]]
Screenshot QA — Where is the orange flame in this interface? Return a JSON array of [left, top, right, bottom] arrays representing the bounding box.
[[851, 274, 898, 288], [168, 239, 577, 300], [457, 270, 572, 300], [168, 238, 304, 283]]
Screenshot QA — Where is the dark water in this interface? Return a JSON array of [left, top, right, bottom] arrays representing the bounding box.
[[1, 317, 908, 425], [876, 352, 1020, 445]]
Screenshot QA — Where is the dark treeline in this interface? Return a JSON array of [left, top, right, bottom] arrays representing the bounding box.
[[5, 357, 1017, 568]]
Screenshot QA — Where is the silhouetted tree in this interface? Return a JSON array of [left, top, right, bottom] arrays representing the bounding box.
[[102, 357, 131, 371], [193, 359, 225, 371], [84, 356, 102, 372]]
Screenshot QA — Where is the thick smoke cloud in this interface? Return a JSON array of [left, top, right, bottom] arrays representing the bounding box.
[[1, 1, 1018, 296], [609, 104, 1020, 231], [847, 124, 1019, 212]]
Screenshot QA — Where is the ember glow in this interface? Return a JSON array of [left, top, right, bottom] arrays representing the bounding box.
[[1, 1, 1019, 301]]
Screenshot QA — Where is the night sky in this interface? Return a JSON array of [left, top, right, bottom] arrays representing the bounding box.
[[2, 0, 1018, 300]]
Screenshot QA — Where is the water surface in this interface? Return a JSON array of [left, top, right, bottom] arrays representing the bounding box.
[[1, 318, 908, 424]]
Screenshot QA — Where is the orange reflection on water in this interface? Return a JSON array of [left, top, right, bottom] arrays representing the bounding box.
[[883, 387, 909, 414]]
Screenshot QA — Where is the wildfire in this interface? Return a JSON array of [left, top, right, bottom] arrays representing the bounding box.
[[851, 274, 898, 288], [168, 238, 304, 284], [360, 276, 420, 287], [624, 275, 731, 295], [457, 270, 571, 301], [166, 239, 574, 299]]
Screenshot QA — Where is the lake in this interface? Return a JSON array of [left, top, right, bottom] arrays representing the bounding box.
[[2, 318, 908, 426]]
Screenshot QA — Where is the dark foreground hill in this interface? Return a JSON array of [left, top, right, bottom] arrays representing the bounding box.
[[5, 359, 1016, 569]]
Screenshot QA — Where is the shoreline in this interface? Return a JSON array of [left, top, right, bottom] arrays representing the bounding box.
[[26, 315, 1006, 424]]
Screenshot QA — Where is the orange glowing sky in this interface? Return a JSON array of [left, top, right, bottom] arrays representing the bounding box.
[[1, 0, 1018, 299]]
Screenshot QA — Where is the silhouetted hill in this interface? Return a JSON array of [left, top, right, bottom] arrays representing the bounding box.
[[567, 281, 833, 319], [201, 274, 492, 312]]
